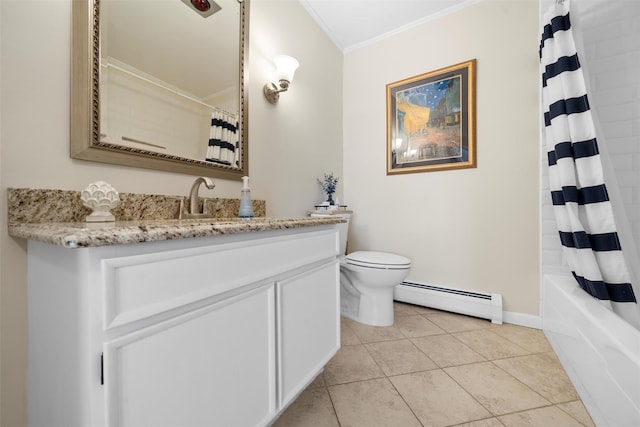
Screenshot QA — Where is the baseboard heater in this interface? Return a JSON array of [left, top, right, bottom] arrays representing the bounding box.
[[394, 281, 503, 324]]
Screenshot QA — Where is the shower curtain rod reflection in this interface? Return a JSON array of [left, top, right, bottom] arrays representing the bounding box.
[[100, 62, 237, 117]]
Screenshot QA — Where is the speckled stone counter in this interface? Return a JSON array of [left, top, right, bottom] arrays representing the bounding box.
[[8, 188, 266, 223], [7, 188, 343, 248]]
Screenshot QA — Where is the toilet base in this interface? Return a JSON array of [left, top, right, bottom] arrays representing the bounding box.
[[339, 269, 396, 326], [339, 262, 408, 327], [355, 288, 394, 326]]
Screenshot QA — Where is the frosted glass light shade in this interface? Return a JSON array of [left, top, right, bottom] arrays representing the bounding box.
[[263, 54, 300, 104], [274, 55, 299, 84]]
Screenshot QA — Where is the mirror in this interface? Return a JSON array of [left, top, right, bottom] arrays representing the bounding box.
[[71, 0, 249, 179]]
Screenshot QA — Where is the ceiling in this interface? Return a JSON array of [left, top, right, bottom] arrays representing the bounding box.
[[299, 0, 478, 51], [101, 0, 479, 101], [103, 0, 241, 99]]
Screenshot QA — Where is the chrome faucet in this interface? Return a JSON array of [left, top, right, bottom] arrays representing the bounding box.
[[183, 176, 215, 218]]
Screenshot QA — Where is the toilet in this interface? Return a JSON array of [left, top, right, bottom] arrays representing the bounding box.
[[310, 210, 411, 326]]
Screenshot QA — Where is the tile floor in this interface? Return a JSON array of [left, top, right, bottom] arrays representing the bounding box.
[[273, 302, 595, 427]]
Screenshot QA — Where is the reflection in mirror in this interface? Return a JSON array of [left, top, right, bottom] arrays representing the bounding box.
[[71, 0, 249, 179]]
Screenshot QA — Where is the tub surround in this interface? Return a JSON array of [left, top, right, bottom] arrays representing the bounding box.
[[543, 274, 640, 426], [7, 188, 343, 248]]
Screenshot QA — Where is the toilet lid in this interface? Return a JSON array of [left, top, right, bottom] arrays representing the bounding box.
[[345, 251, 411, 269]]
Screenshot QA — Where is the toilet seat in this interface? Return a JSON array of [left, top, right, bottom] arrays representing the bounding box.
[[345, 251, 411, 270]]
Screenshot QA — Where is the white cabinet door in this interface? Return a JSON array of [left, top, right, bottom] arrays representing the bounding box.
[[104, 283, 277, 427], [277, 261, 340, 407]]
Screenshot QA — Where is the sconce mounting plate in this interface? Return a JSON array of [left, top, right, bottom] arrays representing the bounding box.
[[263, 83, 280, 104]]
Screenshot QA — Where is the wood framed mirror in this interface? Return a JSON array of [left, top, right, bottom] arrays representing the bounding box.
[[71, 0, 249, 179]]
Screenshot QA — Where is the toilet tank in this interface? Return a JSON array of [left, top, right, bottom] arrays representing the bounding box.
[[309, 211, 351, 255]]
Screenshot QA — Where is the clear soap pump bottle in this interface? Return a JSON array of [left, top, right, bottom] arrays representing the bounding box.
[[238, 176, 254, 218]]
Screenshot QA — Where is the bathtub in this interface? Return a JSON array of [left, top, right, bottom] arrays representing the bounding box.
[[543, 274, 640, 427]]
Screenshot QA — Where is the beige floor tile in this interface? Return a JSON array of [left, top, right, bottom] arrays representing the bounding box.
[[389, 370, 492, 427], [409, 305, 443, 315], [329, 378, 421, 427], [453, 329, 531, 360], [498, 405, 585, 426], [394, 314, 446, 337], [323, 344, 384, 386], [425, 311, 493, 332], [272, 387, 339, 427], [340, 318, 362, 345], [394, 301, 442, 316], [411, 334, 486, 367], [490, 324, 553, 353], [365, 339, 437, 376], [445, 362, 550, 415], [493, 352, 578, 403], [308, 372, 326, 388], [343, 318, 406, 344], [451, 418, 505, 427], [556, 400, 596, 427], [279, 311, 593, 427], [394, 301, 423, 316]]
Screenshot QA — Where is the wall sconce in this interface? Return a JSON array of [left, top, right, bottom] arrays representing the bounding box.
[[263, 55, 300, 104]]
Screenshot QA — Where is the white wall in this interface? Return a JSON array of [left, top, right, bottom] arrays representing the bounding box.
[[249, 0, 344, 215], [0, 1, 342, 425], [343, 0, 541, 315]]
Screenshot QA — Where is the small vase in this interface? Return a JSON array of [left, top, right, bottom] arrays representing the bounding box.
[[326, 193, 335, 205], [80, 180, 120, 222]]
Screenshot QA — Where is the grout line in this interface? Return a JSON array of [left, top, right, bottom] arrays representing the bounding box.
[[554, 400, 596, 427], [339, 317, 427, 425], [322, 377, 343, 427], [385, 374, 425, 427], [394, 305, 563, 422], [278, 306, 591, 427]]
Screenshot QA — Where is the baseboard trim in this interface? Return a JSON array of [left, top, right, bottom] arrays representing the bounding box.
[[503, 311, 542, 329]]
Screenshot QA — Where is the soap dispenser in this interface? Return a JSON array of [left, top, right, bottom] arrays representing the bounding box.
[[238, 176, 254, 218]]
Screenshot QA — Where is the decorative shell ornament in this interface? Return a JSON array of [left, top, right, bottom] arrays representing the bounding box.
[[80, 181, 120, 222]]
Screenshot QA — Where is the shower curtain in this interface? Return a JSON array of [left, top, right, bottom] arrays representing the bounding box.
[[206, 111, 238, 167], [540, 0, 636, 303]]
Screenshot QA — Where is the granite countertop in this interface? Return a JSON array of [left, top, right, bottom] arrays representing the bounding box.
[[8, 217, 344, 249], [7, 187, 345, 249]]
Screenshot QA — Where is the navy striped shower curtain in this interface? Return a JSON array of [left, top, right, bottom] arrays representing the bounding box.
[[206, 111, 239, 167], [540, 0, 636, 303]]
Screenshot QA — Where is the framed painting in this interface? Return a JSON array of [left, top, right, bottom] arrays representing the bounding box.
[[386, 59, 476, 174]]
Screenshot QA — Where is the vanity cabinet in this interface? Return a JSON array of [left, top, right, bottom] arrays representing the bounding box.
[[26, 227, 340, 427]]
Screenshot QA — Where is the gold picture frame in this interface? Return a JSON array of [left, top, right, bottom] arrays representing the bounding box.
[[386, 59, 476, 174]]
